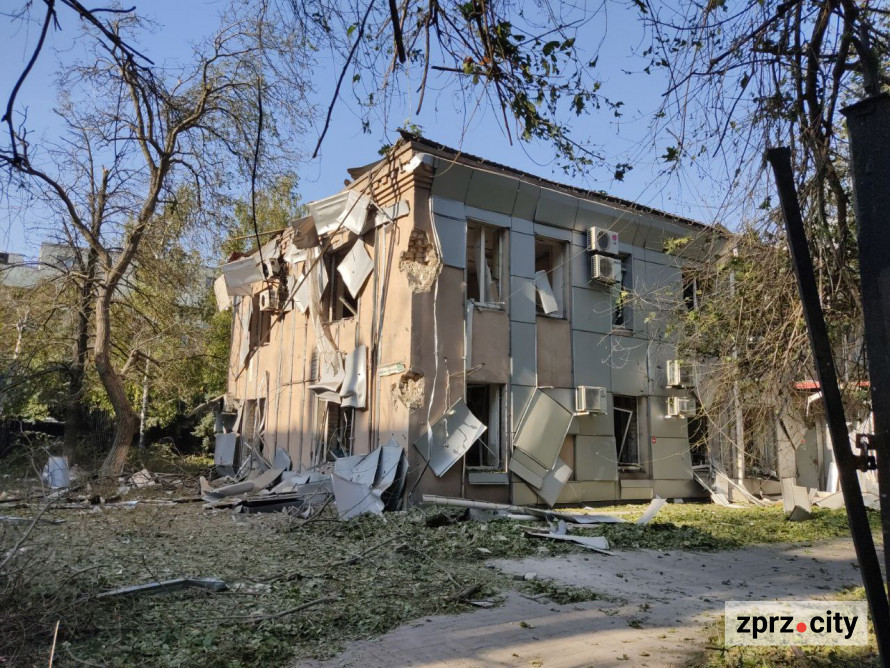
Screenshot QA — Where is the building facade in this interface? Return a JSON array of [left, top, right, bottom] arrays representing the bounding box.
[[222, 135, 721, 506]]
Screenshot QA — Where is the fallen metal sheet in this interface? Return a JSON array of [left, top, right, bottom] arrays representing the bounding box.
[[337, 241, 374, 299], [200, 477, 255, 500], [130, 468, 156, 488], [250, 467, 284, 492], [284, 239, 308, 265], [535, 457, 572, 507], [509, 390, 573, 486], [813, 492, 845, 510], [635, 497, 667, 525], [524, 524, 613, 555], [332, 443, 406, 519], [96, 577, 227, 599], [309, 190, 372, 236], [222, 256, 263, 296], [340, 345, 367, 409], [273, 448, 292, 471], [42, 456, 70, 489], [239, 495, 311, 513], [533, 270, 559, 315], [213, 275, 232, 311], [413, 399, 486, 477], [294, 256, 328, 315], [291, 215, 320, 248], [781, 478, 812, 520]]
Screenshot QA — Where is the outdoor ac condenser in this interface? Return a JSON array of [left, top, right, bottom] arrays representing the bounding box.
[[575, 386, 608, 415], [666, 396, 696, 418], [590, 254, 622, 284], [259, 287, 281, 312], [666, 359, 694, 387], [587, 226, 619, 255]]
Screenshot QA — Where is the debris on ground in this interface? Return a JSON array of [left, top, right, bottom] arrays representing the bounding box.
[[523, 520, 613, 555], [781, 478, 813, 521], [96, 577, 228, 598]]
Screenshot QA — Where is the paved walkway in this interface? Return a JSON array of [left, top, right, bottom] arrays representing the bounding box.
[[300, 539, 874, 668]]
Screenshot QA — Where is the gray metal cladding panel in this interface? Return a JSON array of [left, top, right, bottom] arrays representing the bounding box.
[[534, 190, 578, 230], [433, 214, 467, 269], [574, 435, 619, 481], [510, 231, 536, 279], [509, 448, 547, 489], [430, 196, 466, 220], [571, 287, 613, 334], [575, 201, 616, 231], [573, 409, 614, 436], [570, 245, 595, 289], [431, 161, 472, 201], [510, 321, 537, 387], [650, 436, 693, 480], [648, 342, 678, 396], [513, 182, 541, 221], [465, 171, 519, 215], [510, 384, 536, 431], [609, 336, 649, 396], [572, 330, 612, 388], [541, 387, 575, 413], [510, 276, 537, 324], [513, 390, 574, 470], [465, 205, 512, 228], [650, 398, 692, 439], [643, 262, 682, 299], [511, 216, 534, 235], [534, 223, 573, 242]]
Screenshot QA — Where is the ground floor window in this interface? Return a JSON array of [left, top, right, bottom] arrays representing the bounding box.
[[613, 395, 641, 471], [465, 384, 503, 469]]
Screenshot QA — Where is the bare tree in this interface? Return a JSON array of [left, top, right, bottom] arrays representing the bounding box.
[[2, 2, 310, 475]]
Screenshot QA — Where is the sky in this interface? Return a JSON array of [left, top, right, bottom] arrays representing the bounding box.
[[0, 0, 732, 259]]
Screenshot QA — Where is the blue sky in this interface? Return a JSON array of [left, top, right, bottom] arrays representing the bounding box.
[[1, 1, 729, 258]]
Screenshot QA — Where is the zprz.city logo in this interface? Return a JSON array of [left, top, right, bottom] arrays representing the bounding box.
[[725, 601, 868, 646]]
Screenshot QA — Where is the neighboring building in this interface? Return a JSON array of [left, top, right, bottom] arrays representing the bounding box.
[[220, 134, 727, 506]]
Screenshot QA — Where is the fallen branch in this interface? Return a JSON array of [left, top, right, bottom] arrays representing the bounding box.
[[247, 595, 338, 624]]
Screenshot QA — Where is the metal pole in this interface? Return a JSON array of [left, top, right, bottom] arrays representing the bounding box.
[[842, 93, 890, 581], [767, 147, 890, 665]]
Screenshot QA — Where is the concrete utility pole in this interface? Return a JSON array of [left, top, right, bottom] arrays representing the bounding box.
[[843, 93, 890, 580]]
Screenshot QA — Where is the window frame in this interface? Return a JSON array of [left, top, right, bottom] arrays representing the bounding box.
[[533, 237, 568, 319], [611, 253, 633, 332], [465, 221, 504, 308], [465, 383, 505, 470]]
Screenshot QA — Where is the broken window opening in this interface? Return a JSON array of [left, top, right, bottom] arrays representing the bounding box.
[[688, 400, 709, 467], [612, 254, 633, 330], [613, 395, 641, 471], [249, 293, 273, 348], [682, 269, 699, 312], [317, 400, 354, 461], [534, 238, 567, 318], [466, 222, 502, 305], [327, 248, 359, 322], [242, 398, 266, 451], [465, 384, 504, 469]]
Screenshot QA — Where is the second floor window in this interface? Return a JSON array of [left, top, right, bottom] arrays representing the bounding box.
[[466, 222, 502, 305], [534, 237, 567, 318], [612, 254, 632, 330]]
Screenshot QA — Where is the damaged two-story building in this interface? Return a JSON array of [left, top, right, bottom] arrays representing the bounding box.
[[218, 134, 723, 507]]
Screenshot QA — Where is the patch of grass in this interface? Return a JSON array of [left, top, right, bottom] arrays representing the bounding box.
[[521, 577, 601, 604], [565, 503, 881, 551], [690, 588, 880, 667]]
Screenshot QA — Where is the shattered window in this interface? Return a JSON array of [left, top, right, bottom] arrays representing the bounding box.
[[327, 248, 359, 322], [323, 401, 352, 459], [612, 254, 632, 330], [249, 293, 272, 348], [466, 222, 502, 305], [465, 384, 503, 469], [613, 395, 641, 470], [534, 238, 567, 317]]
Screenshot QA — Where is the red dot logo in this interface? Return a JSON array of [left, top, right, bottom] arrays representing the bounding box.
[[797, 622, 807, 633]]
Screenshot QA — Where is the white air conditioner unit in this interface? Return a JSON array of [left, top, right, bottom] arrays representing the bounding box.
[[575, 386, 607, 415], [587, 226, 619, 255], [259, 288, 281, 312], [666, 396, 696, 418], [666, 359, 694, 388], [590, 254, 622, 284]]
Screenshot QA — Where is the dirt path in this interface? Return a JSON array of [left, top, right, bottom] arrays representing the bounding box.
[[300, 538, 875, 668]]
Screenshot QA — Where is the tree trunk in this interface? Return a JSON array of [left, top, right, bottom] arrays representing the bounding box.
[[63, 282, 93, 462], [96, 287, 138, 478]]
